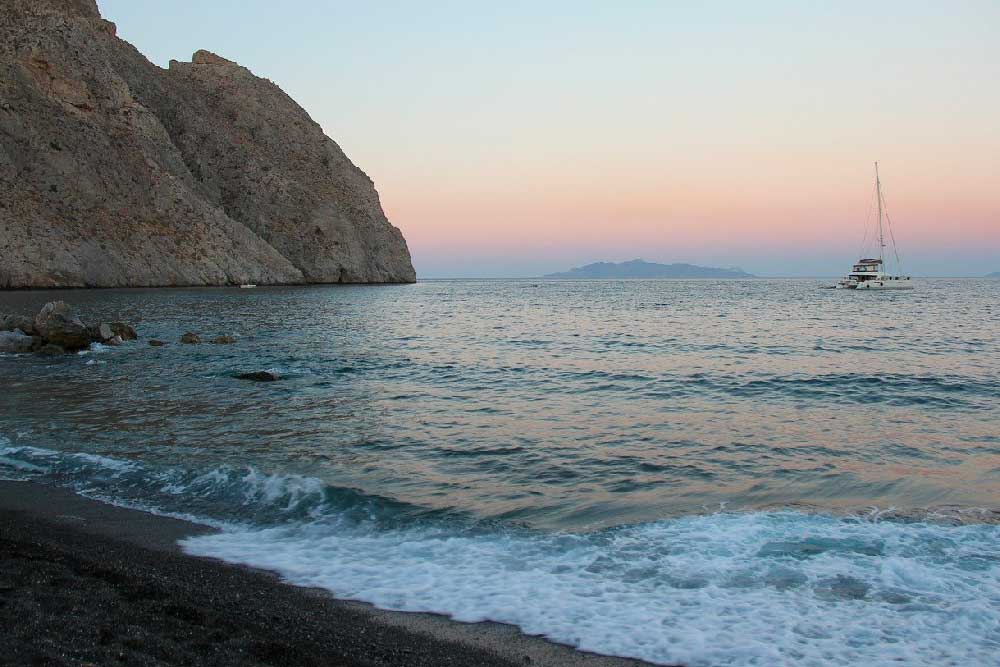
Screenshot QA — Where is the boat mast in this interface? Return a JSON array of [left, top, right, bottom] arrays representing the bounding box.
[[875, 161, 884, 264]]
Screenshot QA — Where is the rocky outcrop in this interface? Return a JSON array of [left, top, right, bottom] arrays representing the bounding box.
[[1, 300, 138, 353], [0, 330, 39, 353], [1, 314, 36, 335], [0, 0, 415, 288], [34, 300, 90, 349]]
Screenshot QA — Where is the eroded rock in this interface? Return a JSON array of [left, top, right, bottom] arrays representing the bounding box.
[[34, 302, 91, 350], [89, 322, 114, 342], [0, 1, 415, 288], [110, 322, 138, 341], [1, 315, 37, 336]]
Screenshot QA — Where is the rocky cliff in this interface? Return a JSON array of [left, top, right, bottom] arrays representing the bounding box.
[[0, 0, 416, 287]]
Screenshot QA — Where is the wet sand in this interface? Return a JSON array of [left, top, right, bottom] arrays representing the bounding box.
[[0, 481, 657, 667]]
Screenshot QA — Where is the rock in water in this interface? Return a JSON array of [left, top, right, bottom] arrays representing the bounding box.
[[34, 301, 90, 350], [1, 315, 37, 336], [210, 335, 236, 344], [110, 322, 137, 341], [180, 332, 201, 344], [91, 322, 114, 342], [0, 330, 38, 353], [148, 339, 167, 347], [0, 0, 415, 288], [236, 371, 279, 382]]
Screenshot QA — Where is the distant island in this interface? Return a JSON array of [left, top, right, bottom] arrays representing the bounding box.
[[986, 272, 1000, 278], [543, 259, 754, 279]]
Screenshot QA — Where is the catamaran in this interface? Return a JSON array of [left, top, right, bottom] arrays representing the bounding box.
[[836, 163, 913, 290]]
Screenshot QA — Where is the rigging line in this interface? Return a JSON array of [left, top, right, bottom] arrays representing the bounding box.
[[858, 180, 876, 258], [881, 187, 903, 274]]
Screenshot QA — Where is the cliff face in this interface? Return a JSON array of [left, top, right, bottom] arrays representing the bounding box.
[[0, 0, 416, 287]]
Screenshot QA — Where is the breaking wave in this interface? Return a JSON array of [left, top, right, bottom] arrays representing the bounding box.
[[2, 444, 998, 666]]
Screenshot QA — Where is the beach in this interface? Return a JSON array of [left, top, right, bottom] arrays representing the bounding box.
[[0, 480, 650, 667]]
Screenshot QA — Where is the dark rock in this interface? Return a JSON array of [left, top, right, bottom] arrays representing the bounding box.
[[148, 340, 167, 347], [1, 314, 36, 336], [89, 322, 114, 342], [110, 322, 138, 341], [0, 330, 36, 353], [236, 371, 279, 382], [210, 335, 236, 344], [34, 302, 91, 351], [106, 335, 124, 346], [38, 343, 67, 356], [180, 332, 201, 344]]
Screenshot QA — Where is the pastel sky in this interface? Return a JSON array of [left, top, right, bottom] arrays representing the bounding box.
[[98, 1, 999, 277]]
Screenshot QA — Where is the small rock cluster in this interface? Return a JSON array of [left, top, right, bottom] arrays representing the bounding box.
[[166, 332, 236, 346], [145, 333, 236, 347], [0, 301, 137, 355]]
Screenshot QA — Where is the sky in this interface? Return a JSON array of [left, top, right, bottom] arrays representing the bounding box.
[[98, 1, 999, 277]]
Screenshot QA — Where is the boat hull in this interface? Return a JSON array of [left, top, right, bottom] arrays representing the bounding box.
[[851, 280, 913, 290]]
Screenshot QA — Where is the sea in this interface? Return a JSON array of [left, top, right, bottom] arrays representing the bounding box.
[[1, 279, 998, 666]]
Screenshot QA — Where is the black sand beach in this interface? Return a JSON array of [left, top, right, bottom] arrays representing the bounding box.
[[0, 481, 652, 667]]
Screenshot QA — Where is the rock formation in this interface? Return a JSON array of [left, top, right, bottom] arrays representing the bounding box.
[[0, 0, 415, 288], [0, 300, 136, 353]]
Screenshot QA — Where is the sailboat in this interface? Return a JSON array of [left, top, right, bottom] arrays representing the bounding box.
[[835, 163, 913, 290]]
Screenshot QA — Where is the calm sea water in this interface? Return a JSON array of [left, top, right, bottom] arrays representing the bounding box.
[[2, 279, 998, 666]]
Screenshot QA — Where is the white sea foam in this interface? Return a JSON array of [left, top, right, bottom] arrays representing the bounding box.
[[78, 343, 111, 356], [183, 513, 1000, 667], [2, 443, 997, 665], [237, 468, 326, 511]]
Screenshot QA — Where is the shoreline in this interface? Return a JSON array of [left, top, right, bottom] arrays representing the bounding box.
[[0, 281, 417, 293], [0, 480, 653, 667]]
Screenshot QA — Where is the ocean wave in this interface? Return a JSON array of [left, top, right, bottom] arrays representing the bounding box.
[[0, 443, 430, 527], [576, 369, 995, 409], [2, 444, 999, 666], [531, 368, 996, 409], [184, 510, 1000, 667]]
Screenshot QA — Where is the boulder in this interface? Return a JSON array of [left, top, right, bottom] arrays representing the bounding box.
[[89, 322, 114, 342], [34, 302, 91, 350], [236, 371, 279, 382], [34, 301, 71, 338], [148, 339, 167, 347], [210, 335, 236, 344], [110, 322, 138, 341], [1, 314, 36, 335], [37, 343, 67, 356], [0, 330, 38, 353], [106, 335, 124, 346], [180, 332, 201, 344]]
